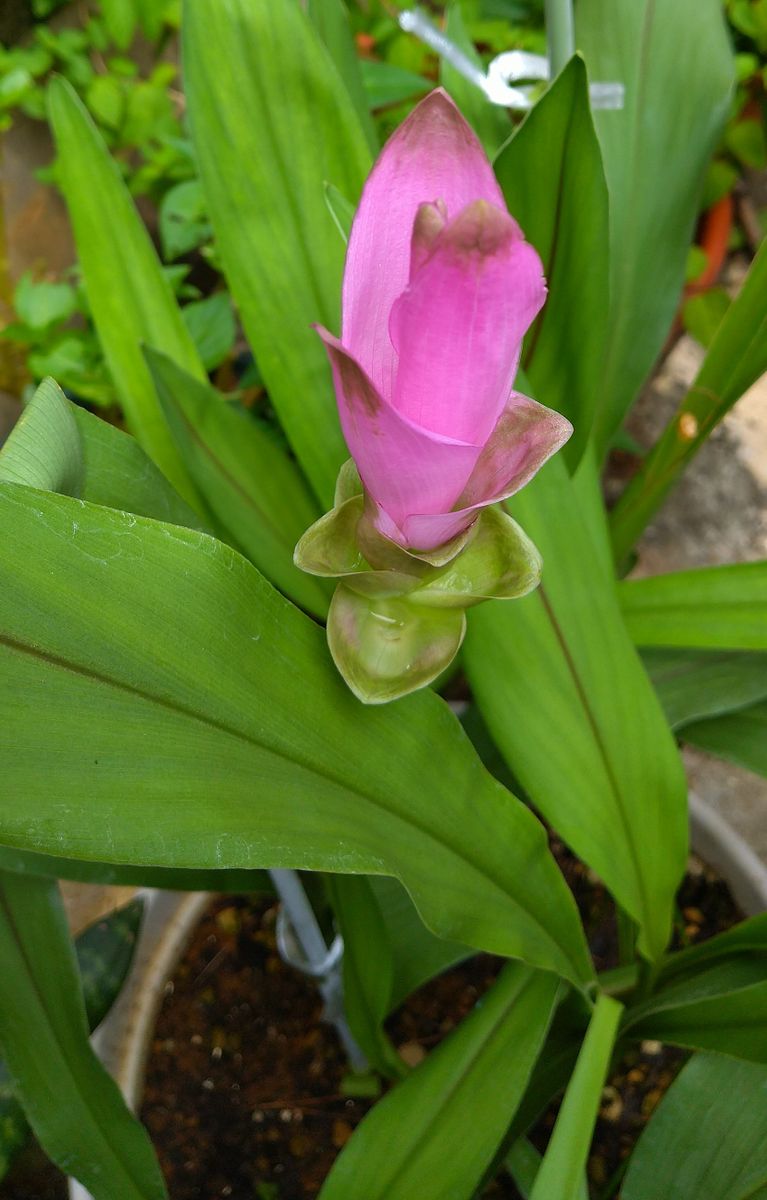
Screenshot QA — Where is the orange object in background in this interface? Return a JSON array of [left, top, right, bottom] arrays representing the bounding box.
[[355, 31, 376, 56], [685, 192, 734, 298]]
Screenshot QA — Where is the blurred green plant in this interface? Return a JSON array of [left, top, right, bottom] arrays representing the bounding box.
[[0, 0, 225, 404]]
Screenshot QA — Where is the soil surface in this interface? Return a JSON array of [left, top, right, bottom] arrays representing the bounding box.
[[138, 850, 742, 1200], [0, 848, 744, 1200]]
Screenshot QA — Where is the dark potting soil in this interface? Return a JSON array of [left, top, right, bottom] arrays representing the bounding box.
[[136, 844, 741, 1200], [0, 847, 743, 1200]]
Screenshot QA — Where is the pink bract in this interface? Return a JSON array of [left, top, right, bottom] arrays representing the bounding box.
[[317, 88, 572, 551]]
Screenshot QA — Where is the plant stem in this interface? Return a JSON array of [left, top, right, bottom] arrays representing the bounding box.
[[616, 906, 637, 967], [544, 0, 575, 77], [598, 963, 639, 998], [636, 955, 661, 1002]]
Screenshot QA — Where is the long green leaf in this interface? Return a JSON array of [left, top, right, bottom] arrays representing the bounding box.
[[319, 964, 561, 1200], [642, 648, 767, 730], [622, 1053, 767, 1200], [494, 56, 609, 464], [529, 993, 622, 1200], [503, 1014, 584, 1148], [465, 455, 688, 960], [327, 875, 405, 1078], [441, 1, 510, 156], [0, 872, 166, 1200], [576, 0, 733, 454], [0, 842, 271, 893], [0, 897, 142, 1182], [683, 701, 767, 779], [506, 1139, 590, 1200], [307, 0, 377, 153], [145, 349, 328, 615], [620, 562, 767, 650], [332, 875, 471, 1070], [624, 958, 767, 1061], [0, 482, 593, 987], [660, 911, 767, 983], [611, 236, 767, 561], [0, 377, 82, 494], [183, 0, 371, 507], [371, 876, 471, 1011], [48, 78, 205, 506], [0, 377, 204, 530]]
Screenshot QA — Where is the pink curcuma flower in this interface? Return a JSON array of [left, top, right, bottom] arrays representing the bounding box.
[[316, 88, 572, 553]]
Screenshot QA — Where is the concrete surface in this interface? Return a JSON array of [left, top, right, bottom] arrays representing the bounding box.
[[625, 270, 767, 862]]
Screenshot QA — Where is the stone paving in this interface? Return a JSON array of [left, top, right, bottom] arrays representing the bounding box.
[[627, 311, 767, 862]]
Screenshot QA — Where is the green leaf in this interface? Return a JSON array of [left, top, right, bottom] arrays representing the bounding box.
[[76, 896, 143, 1028], [0, 1065, 27, 1181], [0, 871, 166, 1199], [506, 1139, 590, 1200], [319, 965, 562, 1200], [29, 334, 117, 408], [726, 117, 767, 169], [326, 875, 406, 1078], [0, 482, 593, 987], [306, 0, 378, 153], [660, 910, 767, 983], [683, 701, 767, 779], [100, 0, 139, 49], [0, 842, 271, 893], [441, 1, 510, 156], [465, 455, 688, 961], [0, 377, 204, 530], [369, 876, 471, 1011], [323, 182, 355, 245], [642, 647, 767, 730], [682, 287, 732, 348], [0, 377, 83, 495], [359, 59, 430, 109], [610, 220, 767, 566], [576, 0, 734, 455], [180, 292, 236, 371], [624, 957, 767, 1061], [503, 1012, 585, 1149], [86, 73, 125, 130], [158, 179, 210, 262], [183, 0, 372, 507], [145, 349, 328, 615], [529, 994, 622, 1200], [48, 76, 205, 506], [622, 1053, 767, 1200], [13, 271, 77, 329], [494, 56, 609, 465], [0, 66, 34, 109], [620, 562, 767, 650], [72, 404, 206, 528], [0, 897, 143, 1181]]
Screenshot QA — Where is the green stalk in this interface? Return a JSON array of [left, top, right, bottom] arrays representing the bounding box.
[[545, 0, 575, 77], [616, 906, 638, 967], [529, 993, 623, 1200]]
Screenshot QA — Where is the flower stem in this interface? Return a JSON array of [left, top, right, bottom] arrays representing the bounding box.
[[544, 0, 575, 77], [616, 905, 637, 967]]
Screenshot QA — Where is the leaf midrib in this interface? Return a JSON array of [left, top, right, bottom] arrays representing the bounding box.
[[370, 973, 543, 1196], [0, 630, 583, 982], [538, 586, 652, 942]]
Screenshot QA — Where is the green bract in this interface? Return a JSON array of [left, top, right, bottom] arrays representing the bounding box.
[[296, 463, 542, 702]]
